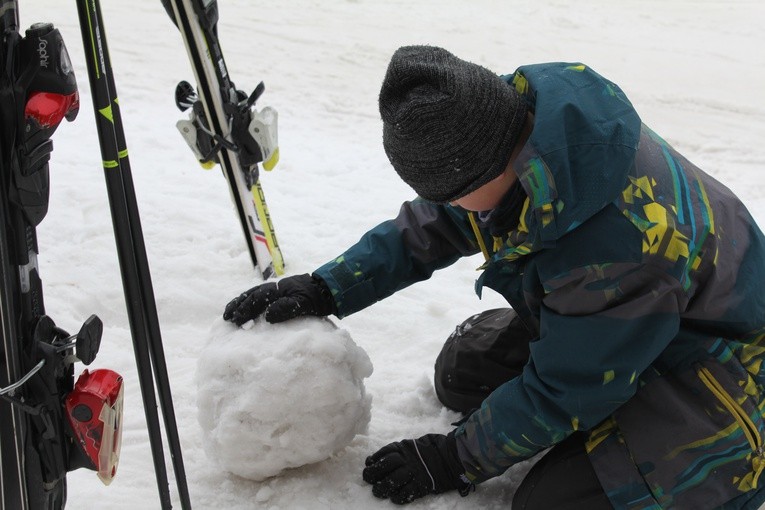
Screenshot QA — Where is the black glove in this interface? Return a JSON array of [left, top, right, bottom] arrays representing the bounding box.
[[222, 273, 336, 325], [362, 432, 473, 505]]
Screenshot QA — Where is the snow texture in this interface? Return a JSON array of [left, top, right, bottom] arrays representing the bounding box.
[[17, 0, 765, 508], [196, 317, 372, 481]]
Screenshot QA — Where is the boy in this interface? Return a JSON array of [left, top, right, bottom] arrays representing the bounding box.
[[224, 46, 765, 509]]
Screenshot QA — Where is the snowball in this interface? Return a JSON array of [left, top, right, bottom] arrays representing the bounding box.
[[196, 317, 373, 481]]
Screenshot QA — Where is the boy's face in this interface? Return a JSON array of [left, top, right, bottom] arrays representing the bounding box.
[[449, 164, 517, 212]]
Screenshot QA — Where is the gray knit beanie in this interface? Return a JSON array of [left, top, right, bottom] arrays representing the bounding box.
[[379, 46, 528, 203]]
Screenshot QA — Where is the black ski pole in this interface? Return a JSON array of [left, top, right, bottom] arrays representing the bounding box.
[[75, 1, 191, 508], [83, 6, 192, 508]]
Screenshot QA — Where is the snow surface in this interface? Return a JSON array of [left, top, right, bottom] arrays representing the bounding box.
[[19, 0, 765, 508], [197, 317, 372, 482]]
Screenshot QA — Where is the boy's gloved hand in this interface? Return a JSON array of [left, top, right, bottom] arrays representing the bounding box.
[[362, 432, 473, 504], [223, 273, 335, 325]]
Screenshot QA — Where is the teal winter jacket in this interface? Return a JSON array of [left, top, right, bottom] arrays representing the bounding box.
[[314, 63, 765, 509]]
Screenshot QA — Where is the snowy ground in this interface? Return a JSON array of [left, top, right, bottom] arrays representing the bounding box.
[[19, 1, 765, 508]]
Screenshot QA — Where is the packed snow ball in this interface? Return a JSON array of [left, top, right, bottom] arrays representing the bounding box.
[[196, 316, 373, 481]]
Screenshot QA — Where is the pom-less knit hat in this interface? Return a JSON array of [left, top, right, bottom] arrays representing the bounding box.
[[379, 46, 528, 203]]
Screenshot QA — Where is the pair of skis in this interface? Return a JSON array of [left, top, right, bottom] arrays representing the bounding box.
[[0, 3, 123, 509], [162, 0, 285, 281]]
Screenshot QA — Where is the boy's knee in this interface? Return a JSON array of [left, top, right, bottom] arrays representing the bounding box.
[[434, 308, 532, 413]]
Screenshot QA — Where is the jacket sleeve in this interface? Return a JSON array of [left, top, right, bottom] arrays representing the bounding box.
[[313, 198, 481, 317], [454, 261, 685, 483]]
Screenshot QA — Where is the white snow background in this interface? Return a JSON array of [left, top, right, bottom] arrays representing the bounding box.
[[19, 0, 765, 508]]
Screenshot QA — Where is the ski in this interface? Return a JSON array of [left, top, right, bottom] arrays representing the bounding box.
[[0, 4, 124, 509], [161, 0, 285, 280]]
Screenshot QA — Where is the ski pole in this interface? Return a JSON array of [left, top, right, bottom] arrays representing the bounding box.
[[75, 0, 191, 508]]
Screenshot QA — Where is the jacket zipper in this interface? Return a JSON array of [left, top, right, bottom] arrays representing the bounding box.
[[698, 366, 765, 488]]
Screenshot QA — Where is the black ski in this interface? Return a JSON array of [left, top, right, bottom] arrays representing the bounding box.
[[161, 0, 285, 280], [1, 3, 123, 509]]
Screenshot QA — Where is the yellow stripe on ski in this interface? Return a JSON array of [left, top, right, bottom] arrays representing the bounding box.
[[251, 181, 285, 276]]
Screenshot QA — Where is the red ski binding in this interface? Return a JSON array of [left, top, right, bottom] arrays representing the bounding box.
[[65, 369, 124, 485]]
